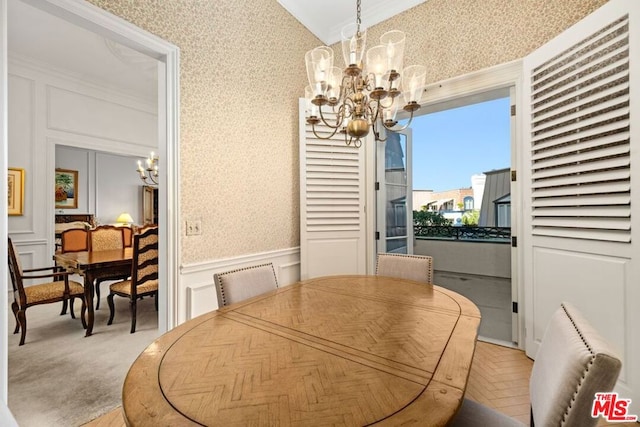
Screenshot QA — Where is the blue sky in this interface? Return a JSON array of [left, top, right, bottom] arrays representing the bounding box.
[[408, 97, 511, 191]]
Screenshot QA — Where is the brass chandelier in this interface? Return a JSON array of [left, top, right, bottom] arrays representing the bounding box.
[[304, 0, 426, 148], [136, 151, 158, 185]]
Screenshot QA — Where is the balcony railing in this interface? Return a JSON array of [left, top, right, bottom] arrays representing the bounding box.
[[414, 225, 511, 241]]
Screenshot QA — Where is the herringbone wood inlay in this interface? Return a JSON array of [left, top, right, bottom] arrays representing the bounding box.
[[124, 276, 481, 426], [87, 340, 638, 426]]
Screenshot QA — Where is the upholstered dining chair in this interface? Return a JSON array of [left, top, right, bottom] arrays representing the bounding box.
[[58, 228, 90, 315], [214, 263, 279, 307], [107, 226, 158, 333], [89, 225, 125, 251], [60, 228, 89, 253], [89, 225, 127, 309], [8, 238, 87, 345], [375, 253, 434, 284], [451, 302, 622, 427]]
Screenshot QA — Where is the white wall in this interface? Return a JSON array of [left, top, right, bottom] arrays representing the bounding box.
[[55, 146, 144, 225], [415, 238, 511, 278], [8, 55, 157, 270]]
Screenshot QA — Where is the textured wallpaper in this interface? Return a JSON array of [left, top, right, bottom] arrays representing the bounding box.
[[87, 0, 320, 263], [86, 0, 606, 264]]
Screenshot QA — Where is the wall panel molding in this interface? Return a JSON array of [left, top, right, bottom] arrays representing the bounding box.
[[180, 246, 300, 322]]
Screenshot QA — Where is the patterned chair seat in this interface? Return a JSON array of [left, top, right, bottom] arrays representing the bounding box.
[[24, 281, 85, 305]]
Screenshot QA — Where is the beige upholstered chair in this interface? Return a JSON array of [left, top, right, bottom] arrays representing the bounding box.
[[89, 225, 124, 251], [8, 238, 86, 345], [89, 225, 127, 309], [375, 253, 434, 284], [451, 302, 622, 427], [107, 227, 158, 333], [214, 263, 278, 307]]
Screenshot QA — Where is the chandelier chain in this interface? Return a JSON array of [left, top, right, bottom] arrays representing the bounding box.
[[356, 0, 361, 36]]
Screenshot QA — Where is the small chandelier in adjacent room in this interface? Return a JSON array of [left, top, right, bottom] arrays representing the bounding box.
[[136, 152, 158, 185], [304, 0, 426, 148]]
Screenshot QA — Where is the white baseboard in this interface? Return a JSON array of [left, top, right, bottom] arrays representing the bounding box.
[[179, 246, 300, 323]]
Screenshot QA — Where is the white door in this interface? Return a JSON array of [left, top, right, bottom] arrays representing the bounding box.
[[299, 100, 367, 279], [522, 0, 639, 413], [376, 129, 413, 254]]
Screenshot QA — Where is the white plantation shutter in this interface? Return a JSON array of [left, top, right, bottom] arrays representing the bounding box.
[[529, 15, 631, 243], [523, 0, 639, 415], [299, 100, 367, 279]]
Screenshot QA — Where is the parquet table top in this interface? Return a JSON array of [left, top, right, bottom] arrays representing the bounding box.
[[122, 275, 481, 426]]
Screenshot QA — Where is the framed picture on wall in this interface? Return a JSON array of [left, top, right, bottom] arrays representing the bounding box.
[[8, 167, 25, 216], [55, 168, 78, 209]]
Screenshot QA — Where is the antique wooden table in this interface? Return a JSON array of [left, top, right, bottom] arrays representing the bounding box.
[[54, 248, 133, 336], [123, 275, 481, 426]]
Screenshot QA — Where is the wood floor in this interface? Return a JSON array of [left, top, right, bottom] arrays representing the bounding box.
[[83, 341, 637, 426]]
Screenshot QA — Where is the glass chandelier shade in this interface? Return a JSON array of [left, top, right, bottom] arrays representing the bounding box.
[[304, 0, 426, 148]]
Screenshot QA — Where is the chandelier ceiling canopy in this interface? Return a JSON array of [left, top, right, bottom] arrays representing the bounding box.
[[304, 0, 426, 147]]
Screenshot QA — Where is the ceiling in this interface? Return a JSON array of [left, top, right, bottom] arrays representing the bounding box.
[[277, 0, 426, 45], [8, 0, 158, 102], [7, 1, 424, 100]]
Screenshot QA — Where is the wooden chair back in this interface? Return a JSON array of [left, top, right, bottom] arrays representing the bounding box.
[[8, 238, 27, 306], [130, 227, 159, 299], [89, 225, 124, 251], [122, 226, 134, 248], [214, 263, 278, 307], [60, 228, 89, 253]]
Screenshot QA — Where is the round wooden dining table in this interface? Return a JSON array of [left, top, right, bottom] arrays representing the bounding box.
[[122, 275, 481, 426]]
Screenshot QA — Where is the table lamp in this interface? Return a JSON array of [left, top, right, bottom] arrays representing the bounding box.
[[116, 212, 134, 226]]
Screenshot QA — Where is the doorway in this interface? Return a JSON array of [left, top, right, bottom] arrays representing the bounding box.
[[3, 0, 179, 421], [404, 92, 516, 345]]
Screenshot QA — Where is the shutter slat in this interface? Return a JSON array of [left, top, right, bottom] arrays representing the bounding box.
[[531, 169, 629, 188], [532, 132, 629, 161], [532, 193, 630, 207], [532, 152, 630, 178], [532, 119, 629, 151], [532, 181, 630, 198], [532, 227, 631, 243], [532, 206, 630, 217], [532, 217, 630, 230]]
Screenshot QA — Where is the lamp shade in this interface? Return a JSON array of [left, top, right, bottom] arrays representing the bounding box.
[[116, 212, 134, 224]]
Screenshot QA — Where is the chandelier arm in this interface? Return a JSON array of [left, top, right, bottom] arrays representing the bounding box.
[[317, 104, 346, 130], [337, 75, 352, 102], [311, 122, 340, 140], [382, 109, 417, 132]]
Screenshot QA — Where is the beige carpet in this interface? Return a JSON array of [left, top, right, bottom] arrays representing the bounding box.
[[7, 289, 161, 426]]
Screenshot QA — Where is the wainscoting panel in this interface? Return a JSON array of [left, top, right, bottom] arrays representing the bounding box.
[[532, 247, 628, 383], [179, 247, 300, 323]]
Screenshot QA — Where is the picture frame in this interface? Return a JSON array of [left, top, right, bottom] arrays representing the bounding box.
[[55, 168, 78, 209], [8, 167, 25, 216]]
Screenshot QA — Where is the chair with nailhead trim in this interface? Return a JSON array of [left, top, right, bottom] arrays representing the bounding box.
[[451, 302, 622, 427], [213, 263, 278, 307], [375, 253, 434, 284]]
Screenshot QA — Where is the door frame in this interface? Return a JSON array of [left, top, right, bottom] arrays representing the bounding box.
[[376, 129, 414, 255], [370, 59, 525, 347], [0, 0, 180, 404]]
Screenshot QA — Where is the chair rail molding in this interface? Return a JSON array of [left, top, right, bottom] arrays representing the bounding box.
[[180, 246, 301, 322]]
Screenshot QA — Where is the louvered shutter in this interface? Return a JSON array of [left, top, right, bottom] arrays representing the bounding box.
[[529, 16, 630, 242], [299, 100, 367, 279], [522, 0, 639, 414]]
